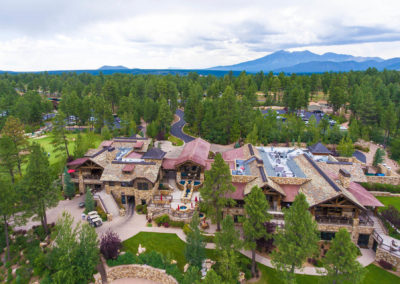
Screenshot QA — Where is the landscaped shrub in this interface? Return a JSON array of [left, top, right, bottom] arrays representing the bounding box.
[[203, 235, 214, 243], [96, 205, 108, 221], [135, 204, 148, 214], [138, 250, 164, 268], [155, 214, 170, 226], [378, 259, 393, 270], [33, 225, 46, 241], [380, 205, 400, 229], [100, 229, 122, 260], [360, 182, 400, 193], [355, 145, 370, 153], [169, 221, 185, 228], [183, 224, 191, 235], [107, 251, 138, 266], [163, 222, 170, 228]]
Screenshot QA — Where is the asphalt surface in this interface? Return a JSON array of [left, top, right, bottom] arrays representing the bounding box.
[[353, 150, 367, 163], [170, 109, 195, 143]]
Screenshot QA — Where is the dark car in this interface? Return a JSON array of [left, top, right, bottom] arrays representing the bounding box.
[[79, 202, 85, 208]]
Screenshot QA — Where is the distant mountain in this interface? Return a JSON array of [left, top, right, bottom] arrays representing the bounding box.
[[208, 50, 394, 73], [98, 65, 129, 70]]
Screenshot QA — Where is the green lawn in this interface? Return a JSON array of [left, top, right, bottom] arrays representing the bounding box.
[[122, 232, 399, 283], [28, 133, 103, 165], [167, 135, 184, 146], [376, 196, 400, 211]]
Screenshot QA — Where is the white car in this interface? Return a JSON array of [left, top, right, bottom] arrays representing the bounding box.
[[87, 211, 100, 221]]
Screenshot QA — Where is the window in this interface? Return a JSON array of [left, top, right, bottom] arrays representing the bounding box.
[[320, 231, 336, 241], [109, 181, 115, 186], [233, 215, 243, 223], [141, 199, 146, 205], [138, 182, 149, 190], [121, 181, 133, 187]]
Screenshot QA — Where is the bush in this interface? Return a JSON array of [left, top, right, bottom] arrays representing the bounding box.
[[163, 222, 170, 228], [33, 225, 46, 241], [135, 204, 148, 214], [380, 205, 400, 229], [183, 224, 191, 235], [155, 214, 170, 226], [360, 182, 400, 193], [202, 235, 214, 243], [169, 221, 185, 228], [96, 205, 108, 221], [355, 145, 370, 153], [378, 259, 393, 270], [107, 251, 138, 266], [100, 229, 122, 260]]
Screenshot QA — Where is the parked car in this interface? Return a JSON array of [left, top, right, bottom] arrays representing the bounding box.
[[79, 202, 85, 208], [89, 216, 103, 227], [87, 211, 100, 221]]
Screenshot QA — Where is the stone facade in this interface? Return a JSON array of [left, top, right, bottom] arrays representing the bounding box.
[[269, 177, 310, 185], [375, 247, 400, 271], [94, 264, 178, 284], [366, 175, 400, 185], [105, 179, 159, 205]]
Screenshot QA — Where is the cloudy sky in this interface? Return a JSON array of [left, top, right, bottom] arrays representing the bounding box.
[[1, 0, 400, 71]]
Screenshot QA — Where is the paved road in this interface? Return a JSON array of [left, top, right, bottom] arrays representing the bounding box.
[[170, 109, 195, 143]]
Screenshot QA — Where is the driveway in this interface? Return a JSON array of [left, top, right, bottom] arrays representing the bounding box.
[[170, 109, 195, 143]]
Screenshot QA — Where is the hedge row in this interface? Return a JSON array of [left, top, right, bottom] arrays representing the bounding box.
[[360, 182, 400, 193]]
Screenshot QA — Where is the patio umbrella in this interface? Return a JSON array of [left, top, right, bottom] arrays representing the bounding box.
[[177, 205, 180, 211], [160, 195, 163, 201], [195, 196, 198, 202], [191, 202, 193, 208]]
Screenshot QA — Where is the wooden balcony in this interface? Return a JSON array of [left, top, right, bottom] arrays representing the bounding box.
[[315, 215, 353, 225]]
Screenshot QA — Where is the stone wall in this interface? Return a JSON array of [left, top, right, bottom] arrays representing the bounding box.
[[375, 247, 400, 271], [106, 181, 158, 205], [366, 175, 400, 185], [94, 264, 178, 284]]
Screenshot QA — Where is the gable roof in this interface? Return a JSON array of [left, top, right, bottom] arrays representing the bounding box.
[[308, 142, 332, 154], [67, 157, 89, 167]]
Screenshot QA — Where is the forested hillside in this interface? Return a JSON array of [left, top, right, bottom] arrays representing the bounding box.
[[0, 69, 399, 160]]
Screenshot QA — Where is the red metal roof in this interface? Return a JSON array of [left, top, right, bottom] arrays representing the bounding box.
[[222, 147, 245, 161], [162, 158, 177, 170], [122, 164, 135, 172], [134, 141, 144, 149], [126, 151, 143, 159], [226, 182, 246, 200], [281, 184, 301, 202], [67, 157, 89, 167], [174, 138, 211, 168], [347, 182, 384, 207]]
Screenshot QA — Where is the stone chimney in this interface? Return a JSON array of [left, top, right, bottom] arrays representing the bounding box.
[[339, 168, 351, 189]]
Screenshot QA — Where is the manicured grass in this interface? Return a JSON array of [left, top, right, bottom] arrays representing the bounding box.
[[254, 262, 398, 284], [376, 196, 400, 211], [122, 232, 218, 271], [28, 133, 103, 165], [168, 135, 184, 146]]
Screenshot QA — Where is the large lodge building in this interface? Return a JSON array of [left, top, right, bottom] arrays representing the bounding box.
[[68, 136, 385, 250]]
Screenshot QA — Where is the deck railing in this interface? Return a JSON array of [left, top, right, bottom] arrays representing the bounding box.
[[315, 215, 353, 225]]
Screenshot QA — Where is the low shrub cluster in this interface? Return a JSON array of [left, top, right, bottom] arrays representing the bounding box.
[[378, 259, 394, 270], [154, 214, 184, 228], [380, 206, 400, 229], [96, 205, 108, 221], [107, 251, 183, 282], [361, 183, 400, 193], [136, 204, 148, 214], [355, 144, 370, 153]]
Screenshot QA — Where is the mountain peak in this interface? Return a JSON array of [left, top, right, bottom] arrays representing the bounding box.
[[98, 65, 129, 70]]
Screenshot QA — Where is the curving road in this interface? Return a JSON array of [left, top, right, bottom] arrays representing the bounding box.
[[170, 109, 195, 143]]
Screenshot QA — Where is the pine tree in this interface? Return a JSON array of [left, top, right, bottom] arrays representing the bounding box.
[[1, 116, 28, 176], [337, 136, 354, 157], [63, 167, 75, 199], [215, 215, 242, 252], [51, 112, 70, 158], [243, 186, 272, 276], [23, 143, 59, 235], [217, 249, 240, 283], [184, 212, 206, 268], [0, 137, 18, 183], [373, 148, 385, 167], [101, 125, 112, 140], [85, 188, 95, 213], [199, 269, 223, 284], [272, 193, 319, 283], [200, 153, 235, 231], [246, 124, 259, 145], [323, 229, 365, 284], [182, 266, 200, 284]]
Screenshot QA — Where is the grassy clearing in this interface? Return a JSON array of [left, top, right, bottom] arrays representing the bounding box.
[[122, 232, 399, 283], [168, 135, 184, 146], [376, 196, 400, 211]]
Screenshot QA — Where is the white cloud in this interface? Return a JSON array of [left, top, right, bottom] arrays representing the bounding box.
[[0, 0, 400, 70]]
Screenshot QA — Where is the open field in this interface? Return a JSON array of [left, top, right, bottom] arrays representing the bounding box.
[[376, 196, 400, 211]]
